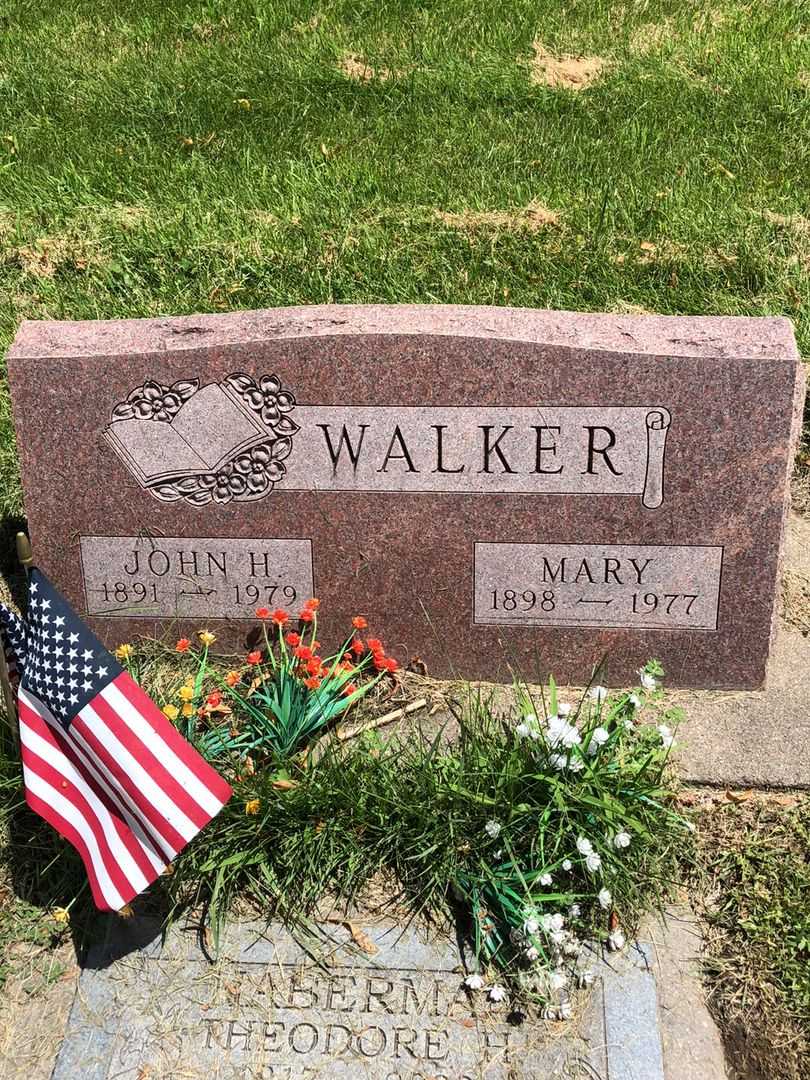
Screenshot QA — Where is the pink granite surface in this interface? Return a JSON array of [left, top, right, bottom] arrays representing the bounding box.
[[6, 305, 805, 689]]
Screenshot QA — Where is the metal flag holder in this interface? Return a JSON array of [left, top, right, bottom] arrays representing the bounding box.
[[0, 532, 34, 748]]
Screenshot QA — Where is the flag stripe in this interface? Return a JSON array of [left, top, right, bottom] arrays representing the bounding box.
[[63, 720, 178, 865], [71, 710, 191, 854], [22, 740, 142, 904], [18, 688, 169, 876], [19, 706, 151, 897], [23, 769, 127, 911], [50, 718, 169, 875], [97, 679, 219, 825], [78, 693, 208, 836], [109, 675, 232, 809]]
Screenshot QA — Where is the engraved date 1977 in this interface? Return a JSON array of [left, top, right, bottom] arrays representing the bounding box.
[[489, 589, 699, 618]]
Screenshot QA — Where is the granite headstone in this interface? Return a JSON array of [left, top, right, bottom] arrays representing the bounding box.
[[6, 305, 804, 688]]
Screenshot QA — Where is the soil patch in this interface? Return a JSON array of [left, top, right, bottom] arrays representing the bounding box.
[[338, 52, 404, 83], [435, 200, 560, 233], [528, 40, 606, 90]]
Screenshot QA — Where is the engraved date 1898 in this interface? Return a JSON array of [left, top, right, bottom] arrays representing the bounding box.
[[490, 588, 700, 619]]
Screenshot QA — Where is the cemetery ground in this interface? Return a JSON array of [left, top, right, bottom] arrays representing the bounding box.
[[0, 1, 808, 1079]]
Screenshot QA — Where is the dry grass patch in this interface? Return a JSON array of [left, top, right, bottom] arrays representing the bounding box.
[[527, 40, 607, 91], [629, 21, 674, 55], [782, 566, 810, 635], [7, 229, 107, 278], [764, 210, 810, 271], [435, 200, 560, 233], [102, 204, 149, 232], [337, 52, 406, 83]]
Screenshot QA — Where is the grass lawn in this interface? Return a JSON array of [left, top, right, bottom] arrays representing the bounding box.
[[0, 0, 808, 516], [694, 793, 810, 1080]]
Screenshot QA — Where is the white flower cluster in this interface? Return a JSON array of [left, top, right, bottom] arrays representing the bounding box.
[[463, 972, 507, 1003], [657, 723, 675, 749], [639, 668, 658, 692], [576, 835, 602, 873], [513, 903, 602, 1020]]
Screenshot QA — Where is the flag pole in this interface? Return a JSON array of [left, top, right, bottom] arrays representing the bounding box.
[[16, 532, 34, 573], [0, 636, 17, 748]]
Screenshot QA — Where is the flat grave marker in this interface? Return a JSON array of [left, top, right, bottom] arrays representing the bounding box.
[[52, 919, 665, 1080], [7, 305, 803, 687]]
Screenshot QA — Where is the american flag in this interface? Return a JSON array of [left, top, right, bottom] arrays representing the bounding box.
[[0, 568, 231, 911]]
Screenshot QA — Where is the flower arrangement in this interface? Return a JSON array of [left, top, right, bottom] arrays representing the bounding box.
[[118, 600, 399, 763], [449, 661, 691, 1012]]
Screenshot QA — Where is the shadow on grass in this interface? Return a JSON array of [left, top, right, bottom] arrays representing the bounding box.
[[0, 514, 29, 611], [0, 721, 168, 967]]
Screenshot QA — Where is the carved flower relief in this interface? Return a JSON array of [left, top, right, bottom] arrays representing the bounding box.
[[225, 373, 296, 428], [110, 372, 298, 507], [152, 441, 293, 506], [111, 379, 199, 422]]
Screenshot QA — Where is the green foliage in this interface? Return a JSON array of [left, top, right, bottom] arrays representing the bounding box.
[[165, 664, 691, 1001]]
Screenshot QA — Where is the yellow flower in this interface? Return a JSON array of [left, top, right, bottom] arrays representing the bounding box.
[[184, 675, 195, 688], [198, 630, 216, 647], [52, 907, 70, 925], [178, 685, 194, 702], [162, 704, 179, 721], [181, 702, 194, 718], [244, 798, 260, 815], [114, 643, 133, 661]]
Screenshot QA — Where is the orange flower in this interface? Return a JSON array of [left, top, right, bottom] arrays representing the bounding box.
[[285, 631, 301, 647], [304, 598, 320, 610], [294, 645, 313, 661], [207, 690, 222, 707], [246, 650, 263, 665], [310, 640, 321, 651], [271, 609, 290, 626], [352, 615, 368, 629], [175, 638, 191, 653], [255, 606, 270, 619], [224, 670, 240, 687], [299, 607, 314, 623], [342, 682, 358, 697], [366, 637, 384, 654], [306, 657, 324, 676], [339, 660, 355, 673], [374, 654, 387, 671], [304, 675, 321, 690], [351, 638, 365, 655], [382, 656, 399, 673]]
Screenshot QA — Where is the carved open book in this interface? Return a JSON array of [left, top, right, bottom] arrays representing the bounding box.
[[104, 381, 271, 487]]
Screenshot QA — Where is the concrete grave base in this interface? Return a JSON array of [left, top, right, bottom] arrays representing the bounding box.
[[51, 918, 665, 1080], [672, 511, 810, 790]]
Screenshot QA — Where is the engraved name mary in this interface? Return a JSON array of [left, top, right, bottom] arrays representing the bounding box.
[[104, 374, 672, 509]]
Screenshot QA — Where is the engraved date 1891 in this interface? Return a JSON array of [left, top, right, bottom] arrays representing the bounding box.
[[96, 580, 299, 611]]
